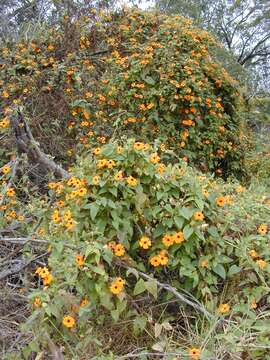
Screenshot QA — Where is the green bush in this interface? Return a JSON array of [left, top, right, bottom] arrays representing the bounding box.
[[23, 139, 270, 358]]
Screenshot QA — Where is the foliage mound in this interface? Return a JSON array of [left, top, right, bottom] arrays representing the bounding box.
[[0, 8, 247, 177], [16, 139, 269, 359]]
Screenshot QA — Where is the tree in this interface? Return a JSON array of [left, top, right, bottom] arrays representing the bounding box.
[[156, 0, 270, 93]]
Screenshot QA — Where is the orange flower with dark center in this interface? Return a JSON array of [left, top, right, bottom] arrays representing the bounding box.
[[173, 231, 184, 244], [188, 347, 200, 359], [257, 224, 268, 235], [162, 234, 174, 247], [150, 255, 161, 267], [126, 176, 137, 187], [218, 303, 230, 314], [62, 315, 75, 328], [139, 236, 151, 249], [76, 254, 85, 267], [150, 153, 160, 164], [114, 244, 125, 257], [256, 259, 266, 269], [215, 196, 226, 207], [6, 187, 15, 197], [193, 211, 204, 221]]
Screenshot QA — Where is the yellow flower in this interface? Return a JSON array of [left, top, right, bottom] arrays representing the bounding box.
[[251, 298, 257, 309], [51, 210, 60, 223], [107, 159, 115, 169], [43, 273, 53, 286], [200, 260, 208, 268], [77, 187, 87, 197], [202, 188, 209, 197], [188, 347, 200, 359], [159, 253, 168, 265], [193, 211, 204, 221], [150, 255, 161, 267], [156, 163, 165, 174], [33, 297, 42, 308], [92, 176, 100, 185], [215, 196, 226, 207], [76, 254, 85, 267], [114, 171, 123, 181], [110, 280, 124, 294], [256, 259, 266, 269], [133, 142, 145, 150], [115, 277, 125, 286], [97, 159, 107, 168], [114, 244, 125, 257], [1, 165, 11, 174], [62, 315, 75, 328], [126, 176, 137, 187], [218, 303, 230, 314], [65, 219, 75, 230], [80, 299, 89, 307], [139, 236, 151, 249], [249, 249, 258, 259], [236, 185, 245, 193], [172, 231, 184, 244], [162, 234, 174, 247], [258, 224, 268, 235], [6, 187, 15, 197], [150, 153, 160, 164]]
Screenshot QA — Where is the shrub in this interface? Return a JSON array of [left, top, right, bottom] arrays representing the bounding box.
[[0, 8, 247, 177], [24, 139, 270, 358]]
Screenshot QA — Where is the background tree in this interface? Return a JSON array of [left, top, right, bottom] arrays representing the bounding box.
[[156, 0, 270, 94]]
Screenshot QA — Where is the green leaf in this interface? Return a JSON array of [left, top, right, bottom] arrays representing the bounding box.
[[227, 265, 241, 277], [213, 264, 226, 279], [133, 316, 147, 335], [179, 207, 193, 220], [89, 204, 99, 220], [145, 279, 158, 299], [183, 225, 193, 239], [174, 216, 184, 229], [133, 278, 146, 295]]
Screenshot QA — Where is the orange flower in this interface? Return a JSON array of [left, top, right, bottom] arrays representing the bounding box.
[[218, 303, 230, 314], [200, 259, 208, 268], [188, 347, 200, 359], [6, 187, 15, 197], [114, 171, 123, 181], [257, 224, 268, 235], [215, 196, 226, 207], [126, 176, 137, 187], [162, 234, 174, 247], [139, 236, 151, 249], [80, 299, 89, 307], [43, 273, 53, 286], [133, 142, 145, 150], [33, 297, 42, 308], [76, 254, 85, 267], [248, 249, 258, 259], [114, 244, 125, 257], [256, 259, 266, 269], [150, 255, 161, 267], [150, 153, 160, 164], [92, 176, 100, 185], [1, 165, 11, 174], [159, 253, 169, 265], [62, 315, 75, 328], [172, 231, 184, 244], [93, 147, 102, 155], [193, 211, 204, 221], [110, 279, 124, 294], [251, 298, 257, 309]]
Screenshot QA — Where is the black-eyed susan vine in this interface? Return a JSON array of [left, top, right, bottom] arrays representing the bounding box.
[[0, 8, 249, 178], [24, 139, 270, 356]]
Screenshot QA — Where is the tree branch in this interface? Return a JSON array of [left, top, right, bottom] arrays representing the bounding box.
[[10, 107, 69, 179]]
